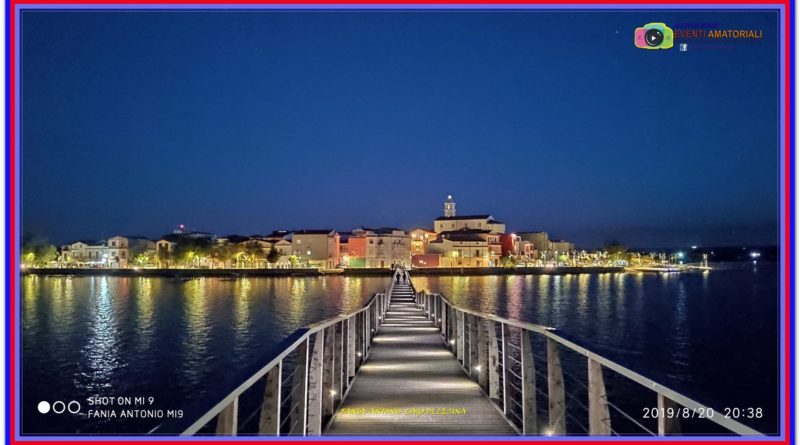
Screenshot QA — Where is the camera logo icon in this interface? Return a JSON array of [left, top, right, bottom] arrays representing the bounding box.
[[635, 23, 674, 49]]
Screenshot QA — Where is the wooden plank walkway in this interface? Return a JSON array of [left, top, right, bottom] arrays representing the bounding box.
[[326, 280, 516, 436]]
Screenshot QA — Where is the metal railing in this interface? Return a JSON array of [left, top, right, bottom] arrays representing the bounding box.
[[415, 291, 763, 437], [169, 287, 392, 436]]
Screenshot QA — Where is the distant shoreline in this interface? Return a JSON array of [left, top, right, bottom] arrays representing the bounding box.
[[21, 266, 624, 278]]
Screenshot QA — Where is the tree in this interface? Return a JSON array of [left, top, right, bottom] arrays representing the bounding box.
[[267, 245, 280, 266], [500, 253, 517, 268], [157, 248, 174, 268], [22, 235, 57, 267], [212, 243, 236, 268], [133, 251, 154, 267], [288, 254, 300, 268], [245, 241, 264, 268], [174, 237, 213, 268], [129, 243, 153, 267], [604, 240, 628, 260]]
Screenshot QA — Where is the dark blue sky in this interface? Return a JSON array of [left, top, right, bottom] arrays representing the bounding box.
[[22, 10, 779, 248]]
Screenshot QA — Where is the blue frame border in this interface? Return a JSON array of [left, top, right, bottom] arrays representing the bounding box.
[[4, 3, 794, 443]]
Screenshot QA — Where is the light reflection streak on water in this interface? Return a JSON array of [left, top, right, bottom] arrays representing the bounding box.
[[233, 278, 253, 355], [182, 278, 210, 387], [135, 278, 155, 352], [671, 280, 690, 368], [80, 276, 120, 392], [504, 276, 523, 320], [22, 275, 38, 332]]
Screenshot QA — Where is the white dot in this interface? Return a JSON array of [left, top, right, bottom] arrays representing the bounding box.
[[37, 401, 50, 414]]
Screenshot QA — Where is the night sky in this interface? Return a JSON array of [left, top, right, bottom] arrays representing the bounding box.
[[22, 10, 779, 248]]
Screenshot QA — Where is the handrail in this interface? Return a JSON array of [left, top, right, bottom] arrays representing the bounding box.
[[179, 329, 310, 435], [172, 285, 391, 436], [423, 292, 763, 437]]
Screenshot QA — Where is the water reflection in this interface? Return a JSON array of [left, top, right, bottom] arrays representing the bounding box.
[[79, 277, 120, 392], [21, 269, 778, 435], [132, 278, 155, 355], [416, 266, 779, 434], [22, 275, 388, 435]]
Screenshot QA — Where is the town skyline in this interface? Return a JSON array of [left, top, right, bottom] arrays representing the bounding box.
[[24, 193, 777, 250]]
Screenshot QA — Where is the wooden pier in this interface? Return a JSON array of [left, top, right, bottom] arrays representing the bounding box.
[[170, 268, 763, 437]]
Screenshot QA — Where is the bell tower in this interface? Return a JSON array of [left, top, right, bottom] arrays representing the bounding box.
[[444, 195, 456, 217]]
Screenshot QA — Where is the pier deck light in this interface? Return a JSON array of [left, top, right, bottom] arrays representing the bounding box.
[[474, 365, 482, 371]]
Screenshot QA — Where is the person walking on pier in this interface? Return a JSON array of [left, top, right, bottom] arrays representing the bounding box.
[[395, 272, 400, 284]]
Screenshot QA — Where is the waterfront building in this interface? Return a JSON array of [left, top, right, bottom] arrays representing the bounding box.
[[411, 253, 440, 268], [60, 240, 108, 266], [421, 195, 507, 267], [363, 228, 411, 268], [340, 228, 411, 268], [291, 230, 340, 268], [409, 228, 436, 255], [499, 233, 522, 257], [433, 196, 506, 234], [106, 236, 129, 268], [550, 240, 575, 254], [259, 231, 294, 268], [518, 231, 550, 252], [517, 231, 575, 262], [434, 214, 506, 234], [338, 232, 353, 266], [60, 236, 132, 268], [345, 230, 367, 268], [426, 230, 492, 267], [155, 239, 177, 254]]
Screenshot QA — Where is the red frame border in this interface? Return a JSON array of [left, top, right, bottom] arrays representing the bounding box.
[[5, 1, 794, 444]]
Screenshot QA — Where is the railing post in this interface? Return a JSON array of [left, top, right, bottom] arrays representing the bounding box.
[[469, 314, 479, 378], [441, 300, 447, 337], [588, 358, 611, 435], [450, 306, 457, 349], [289, 338, 309, 435], [547, 338, 566, 434], [657, 394, 681, 435], [354, 313, 363, 369], [425, 293, 430, 317], [501, 323, 511, 416], [334, 321, 344, 400], [488, 320, 500, 399], [521, 330, 537, 435], [477, 318, 489, 390], [258, 361, 282, 435], [347, 315, 356, 379], [372, 300, 378, 335], [365, 308, 371, 355], [457, 310, 465, 362], [306, 331, 324, 435], [322, 326, 335, 419], [215, 397, 238, 435]]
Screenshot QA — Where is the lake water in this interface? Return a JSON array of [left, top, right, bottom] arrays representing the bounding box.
[[20, 263, 779, 435]]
